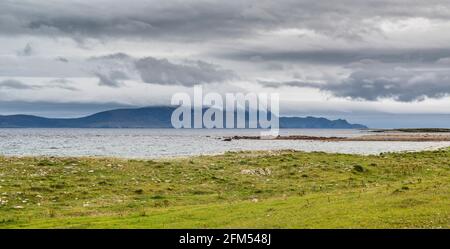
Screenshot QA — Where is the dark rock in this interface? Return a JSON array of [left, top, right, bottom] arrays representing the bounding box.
[[353, 165, 366, 172]]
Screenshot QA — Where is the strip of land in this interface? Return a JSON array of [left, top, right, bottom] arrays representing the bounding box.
[[0, 148, 449, 228], [226, 133, 450, 141], [371, 128, 450, 133]]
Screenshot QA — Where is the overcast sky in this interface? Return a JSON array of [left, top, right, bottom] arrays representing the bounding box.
[[1, 0, 450, 127]]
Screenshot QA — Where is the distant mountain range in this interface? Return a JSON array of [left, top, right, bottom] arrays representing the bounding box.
[[0, 106, 367, 129]]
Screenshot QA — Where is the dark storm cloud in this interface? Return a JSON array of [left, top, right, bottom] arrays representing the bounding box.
[[89, 53, 236, 86], [1, 0, 449, 41], [261, 68, 450, 102]]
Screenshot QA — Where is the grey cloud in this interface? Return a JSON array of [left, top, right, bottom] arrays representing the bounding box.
[[1, 1, 257, 41], [89, 53, 132, 61], [219, 45, 450, 102], [436, 57, 450, 64], [46, 79, 78, 91], [135, 58, 236, 86], [328, 69, 450, 102], [89, 53, 134, 87], [261, 68, 450, 102], [0, 79, 78, 91], [259, 80, 318, 89], [0, 79, 36, 89], [90, 53, 236, 86], [1, 0, 449, 41], [220, 48, 450, 65], [4, 0, 450, 106], [93, 70, 128, 87], [48, 78, 72, 84]]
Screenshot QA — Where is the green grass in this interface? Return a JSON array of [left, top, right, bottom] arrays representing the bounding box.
[[0, 148, 449, 228]]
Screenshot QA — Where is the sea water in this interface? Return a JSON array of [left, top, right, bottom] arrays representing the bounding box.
[[0, 128, 449, 158]]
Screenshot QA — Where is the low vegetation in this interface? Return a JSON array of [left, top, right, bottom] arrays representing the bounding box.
[[0, 148, 449, 228]]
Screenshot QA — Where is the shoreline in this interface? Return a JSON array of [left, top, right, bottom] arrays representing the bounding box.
[[1, 145, 449, 161], [226, 133, 450, 142]]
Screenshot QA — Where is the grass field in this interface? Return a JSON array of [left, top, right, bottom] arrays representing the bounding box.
[[0, 148, 449, 228]]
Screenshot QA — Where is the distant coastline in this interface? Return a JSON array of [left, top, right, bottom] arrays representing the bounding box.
[[370, 128, 450, 133], [0, 106, 367, 129]]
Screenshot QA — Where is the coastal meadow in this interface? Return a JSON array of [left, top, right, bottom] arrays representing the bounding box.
[[0, 148, 449, 228]]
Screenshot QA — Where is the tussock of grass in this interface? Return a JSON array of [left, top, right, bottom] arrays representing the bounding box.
[[0, 148, 449, 228]]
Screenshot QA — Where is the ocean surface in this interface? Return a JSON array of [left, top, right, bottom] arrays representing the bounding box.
[[0, 128, 449, 158]]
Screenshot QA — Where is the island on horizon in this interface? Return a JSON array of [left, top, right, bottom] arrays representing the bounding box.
[[0, 106, 367, 129]]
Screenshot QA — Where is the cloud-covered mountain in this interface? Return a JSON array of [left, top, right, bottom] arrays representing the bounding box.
[[0, 106, 367, 129]]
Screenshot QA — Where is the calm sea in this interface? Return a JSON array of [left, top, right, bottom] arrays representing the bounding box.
[[0, 128, 449, 158]]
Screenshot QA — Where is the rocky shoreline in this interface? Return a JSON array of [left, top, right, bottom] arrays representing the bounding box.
[[224, 133, 450, 142]]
